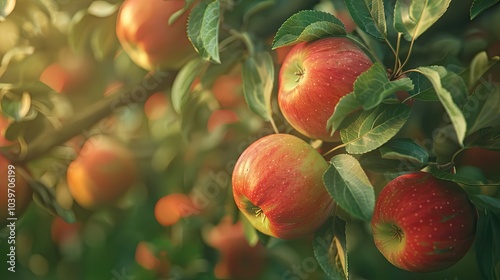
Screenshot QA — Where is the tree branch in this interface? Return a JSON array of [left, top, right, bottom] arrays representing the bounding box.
[[14, 70, 175, 163]]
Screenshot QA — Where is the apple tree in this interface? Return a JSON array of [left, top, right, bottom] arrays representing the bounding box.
[[0, 0, 499, 279]]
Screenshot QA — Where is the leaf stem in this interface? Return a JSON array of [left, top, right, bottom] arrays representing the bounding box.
[[322, 142, 347, 157]]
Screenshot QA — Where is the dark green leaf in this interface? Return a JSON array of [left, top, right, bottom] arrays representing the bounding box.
[[323, 154, 375, 221], [272, 10, 346, 49], [464, 126, 500, 150], [471, 195, 500, 215], [241, 52, 274, 121], [344, 0, 387, 40], [416, 66, 467, 145], [464, 81, 500, 135], [313, 218, 348, 280], [30, 180, 76, 223], [353, 63, 414, 110], [327, 93, 362, 135], [394, 0, 452, 41], [470, 0, 500, 19], [429, 166, 499, 186], [474, 209, 500, 279], [359, 138, 428, 174], [188, 0, 221, 63], [340, 103, 411, 154], [171, 58, 206, 114]]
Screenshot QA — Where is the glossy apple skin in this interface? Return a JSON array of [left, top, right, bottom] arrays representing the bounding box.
[[278, 37, 372, 141], [232, 133, 334, 239], [67, 136, 138, 209], [116, 0, 196, 71], [371, 172, 477, 272]]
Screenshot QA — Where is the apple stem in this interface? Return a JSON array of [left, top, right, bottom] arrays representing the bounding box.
[[253, 207, 266, 222], [391, 224, 404, 242], [293, 63, 304, 82]]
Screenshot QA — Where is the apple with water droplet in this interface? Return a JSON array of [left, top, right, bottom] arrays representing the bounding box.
[[278, 37, 372, 141], [232, 133, 334, 239], [371, 171, 477, 272]]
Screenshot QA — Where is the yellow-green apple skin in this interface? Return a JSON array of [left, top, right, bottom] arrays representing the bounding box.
[[232, 133, 334, 239], [371, 172, 477, 272], [278, 37, 372, 141], [116, 0, 196, 71]]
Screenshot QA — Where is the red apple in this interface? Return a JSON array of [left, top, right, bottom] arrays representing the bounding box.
[[51, 216, 82, 247], [66, 136, 138, 209], [232, 133, 334, 239], [207, 110, 239, 133], [455, 147, 500, 180], [116, 0, 197, 71], [0, 114, 15, 147], [278, 37, 372, 141], [371, 171, 477, 272], [144, 92, 169, 121], [206, 216, 266, 280], [211, 71, 244, 108]]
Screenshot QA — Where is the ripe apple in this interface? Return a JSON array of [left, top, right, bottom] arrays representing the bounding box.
[[116, 0, 197, 71], [371, 171, 477, 272], [455, 147, 500, 180], [144, 92, 169, 121], [66, 136, 138, 209], [232, 133, 334, 239], [211, 71, 245, 108], [207, 110, 239, 133], [206, 216, 266, 280], [51, 216, 82, 247], [135, 241, 170, 277], [154, 193, 199, 226], [278, 37, 372, 141]]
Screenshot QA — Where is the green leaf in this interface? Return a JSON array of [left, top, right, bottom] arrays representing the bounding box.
[[474, 209, 500, 279], [240, 213, 260, 247], [464, 126, 500, 150], [272, 10, 346, 49], [394, 0, 452, 41], [429, 166, 499, 186], [188, 0, 221, 64], [470, 0, 500, 19], [241, 52, 275, 121], [471, 195, 500, 215], [0, 0, 15, 20], [466, 51, 500, 88], [171, 58, 206, 114], [327, 93, 362, 135], [313, 218, 348, 280], [344, 0, 387, 40], [416, 66, 467, 145], [464, 81, 500, 135], [340, 103, 411, 154], [352, 63, 414, 110], [326, 63, 413, 135], [359, 138, 428, 174], [407, 71, 439, 101], [323, 154, 375, 221]]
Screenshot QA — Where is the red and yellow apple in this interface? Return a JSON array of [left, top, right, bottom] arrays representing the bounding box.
[[135, 241, 170, 277], [66, 136, 138, 209], [51, 216, 82, 247], [371, 171, 477, 272], [232, 133, 334, 239], [207, 109, 239, 133], [144, 92, 169, 121], [116, 0, 197, 71], [278, 37, 372, 141], [206, 216, 266, 279]]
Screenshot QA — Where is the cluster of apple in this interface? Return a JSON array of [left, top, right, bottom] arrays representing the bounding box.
[[231, 36, 479, 273]]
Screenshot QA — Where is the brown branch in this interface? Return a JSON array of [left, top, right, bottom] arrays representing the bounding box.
[[13, 70, 175, 163]]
